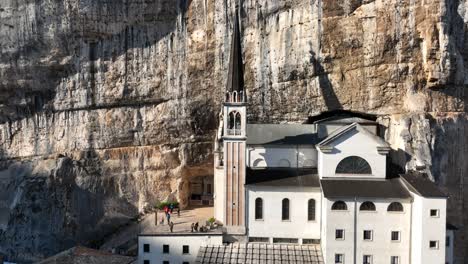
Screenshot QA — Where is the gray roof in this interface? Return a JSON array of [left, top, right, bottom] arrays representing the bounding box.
[[246, 124, 317, 145], [37, 246, 136, 264], [314, 116, 377, 124], [320, 178, 411, 199], [246, 168, 320, 187], [196, 243, 323, 264], [317, 122, 389, 148], [400, 172, 447, 198]]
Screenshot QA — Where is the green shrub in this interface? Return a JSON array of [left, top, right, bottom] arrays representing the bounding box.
[[208, 217, 216, 223], [155, 201, 179, 210]]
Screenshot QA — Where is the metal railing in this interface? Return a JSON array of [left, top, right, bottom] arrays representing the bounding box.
[[227, 129, 242, 136]]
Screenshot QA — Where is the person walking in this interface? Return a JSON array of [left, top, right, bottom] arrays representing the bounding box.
[[177, 207, 180, 217], [169, 221, 174, 233], [166, 211, 171, 223], [194, 222, 199, 232], [169, 203, 174, 214], [191, 223, 194, 232]]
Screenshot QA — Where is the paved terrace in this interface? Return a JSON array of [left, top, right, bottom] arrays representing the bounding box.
[[140, 206, 215, 234], [100, 206, 215, 253]]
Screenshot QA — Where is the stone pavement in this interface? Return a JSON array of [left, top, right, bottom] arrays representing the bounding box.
[[140, 206, 214, 234]]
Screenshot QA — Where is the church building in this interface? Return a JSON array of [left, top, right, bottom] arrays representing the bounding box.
[[138, 8, 451, 264]]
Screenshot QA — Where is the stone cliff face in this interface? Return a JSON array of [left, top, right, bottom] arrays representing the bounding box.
[[0, 0, 466, 262]]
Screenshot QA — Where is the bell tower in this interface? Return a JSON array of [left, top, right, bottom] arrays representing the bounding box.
[[222, 7, 247, 231]]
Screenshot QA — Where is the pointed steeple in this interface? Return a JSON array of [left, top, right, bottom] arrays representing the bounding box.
[[226, 7, 244, 92]]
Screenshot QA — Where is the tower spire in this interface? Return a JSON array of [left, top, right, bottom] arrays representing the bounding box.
[[226, 7, 244, 92]]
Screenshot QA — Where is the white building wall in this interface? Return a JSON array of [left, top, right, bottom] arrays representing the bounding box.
[[247, 146, 317, 168], [318, 130, 387, 179], [246, 186, 321, 240], [320, 193, 328, 259], [410, 193, 446, 264], [323, 198, 411, 264], [323, 198, 355, 264], [138, 234, 223, 264]]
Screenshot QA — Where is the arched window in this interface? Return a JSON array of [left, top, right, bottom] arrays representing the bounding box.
[[278, 159, 291, 167], [360, 201, 376, 211], [335, 156, 372, 174], [387, 202, 403, 212], [308, 199, 316, 221], [255, 198, 263, 220], [331, 201, 347, 211], [228, 111, 236, 129], [282, 198, 290, 220], [235, 112, 241, 130]]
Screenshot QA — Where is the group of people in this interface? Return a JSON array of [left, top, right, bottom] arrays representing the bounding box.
[[156, 204, 181, 233], [191, 222, 208, 232]]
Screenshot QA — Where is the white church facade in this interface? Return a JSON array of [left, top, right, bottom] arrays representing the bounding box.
[[138, 8, 451, 264]]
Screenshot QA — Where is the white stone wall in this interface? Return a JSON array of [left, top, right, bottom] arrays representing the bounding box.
[[138, 234, 223, 264], [318, 129, 387, 179], [246, 185, 321, 240], [247, 146, 317, 168], [322, 198, 411, 264], [410, 193, 446, 264]]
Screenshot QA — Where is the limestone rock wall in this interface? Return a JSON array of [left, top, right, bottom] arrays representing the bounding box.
[[0, 0, 467, 262]]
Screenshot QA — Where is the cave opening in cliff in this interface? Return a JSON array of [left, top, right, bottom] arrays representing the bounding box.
[[185, 175, 214, 207]]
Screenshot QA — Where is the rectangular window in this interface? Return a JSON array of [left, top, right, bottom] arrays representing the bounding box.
[[143, 260, 150, 264], [335, 253, 344, 264], [272, 238, 298, 244], [182, 245, 189, 254], [163, 261, 169, 264], [249, 237, 269, 243], [363, 230, 373, 241], [391, 256, 399, 264], [282, 199, 290, 221], [446, 236, 450, 247], [430, 209, 440, 217], [143, 243, 150, 253], [335, 229, 345, 240], [163, 244, 170, 253], [391, 231, 400, 242], [429, 240, 439, 249], [363, 255, 372, 264], [183, 262, 189, 264], [302, 238, 321, 244]]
